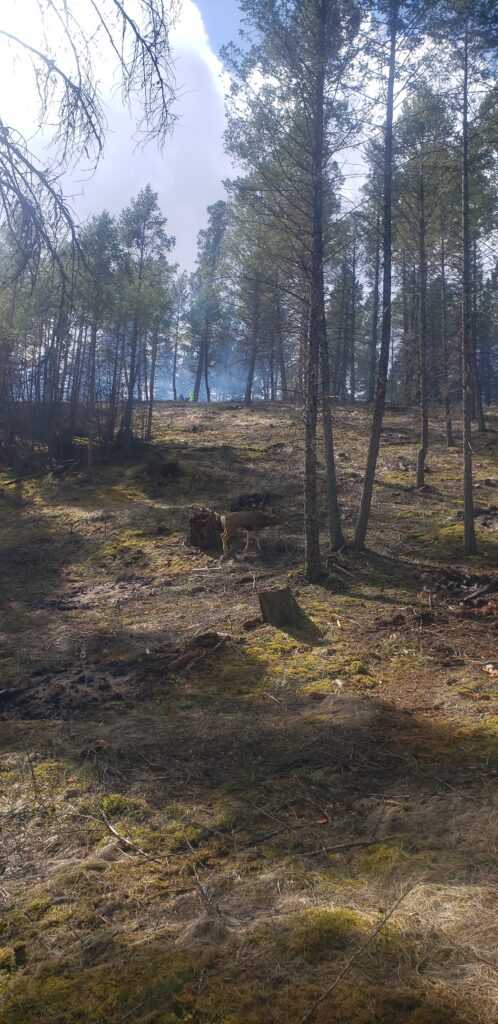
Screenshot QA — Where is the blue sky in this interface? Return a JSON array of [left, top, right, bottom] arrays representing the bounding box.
[[197, 0, 242, 53]]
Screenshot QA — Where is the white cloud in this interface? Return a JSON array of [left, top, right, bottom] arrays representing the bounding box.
[[0, 0, 233, 271]]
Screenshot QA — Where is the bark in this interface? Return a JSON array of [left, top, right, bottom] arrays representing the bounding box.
[[204, 324, 211, 402], [121, 318, 139, 443], [368, 215, 381, 403], [354, 1, 397, 550], [461, 27, 477, 554], [304, 0, 328, 582], [332, 257, 347, 397], [471, 242, 486, 432], [193, 318, 209, 402], [440, 235, 454, 447], [350, 229, 356, 404], [416, 172, 428, 489], [245, 275, 260, 407], [146, 322, 159, 441], [276, 282, 288, 400], [259, 587, 302, 628]]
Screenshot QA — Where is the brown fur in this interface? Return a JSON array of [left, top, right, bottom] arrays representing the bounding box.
[[220, 510, 282, 559]]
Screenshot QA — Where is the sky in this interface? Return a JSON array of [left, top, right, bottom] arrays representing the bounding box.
[[0, 0, 243, 271]]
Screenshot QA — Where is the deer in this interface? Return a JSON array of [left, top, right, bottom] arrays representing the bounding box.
[[220, 509, 284, 560]]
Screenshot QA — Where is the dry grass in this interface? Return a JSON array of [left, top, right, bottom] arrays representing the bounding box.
[[0, 402, 497, 1023]]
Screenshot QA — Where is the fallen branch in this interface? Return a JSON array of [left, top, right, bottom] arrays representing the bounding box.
[[299, 884, 418, 1024], [297, 834, 401, 857], [326, 559, 354, 578], [99, 809, 163, 864]]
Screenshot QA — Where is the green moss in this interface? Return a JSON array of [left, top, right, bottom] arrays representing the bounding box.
[[166, 823, 204, 852], [101, 793, 152, 822], [356, 843, 408, 875], [1, 946, 195, 1023], [0, 947, 15, 971], [350, 660, 368, 675], [24, 897, 52, 920], [278, 907, 371, 963]]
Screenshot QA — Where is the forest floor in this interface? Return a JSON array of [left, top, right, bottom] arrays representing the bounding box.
[[0, 401, 497, 1024]]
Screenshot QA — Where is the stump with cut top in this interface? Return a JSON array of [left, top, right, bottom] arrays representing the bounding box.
[[189, 511, 223, 551], [258, 586, 301, 628]]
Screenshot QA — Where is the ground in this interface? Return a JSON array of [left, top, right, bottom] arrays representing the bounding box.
[[0, 401, 497, 1024]]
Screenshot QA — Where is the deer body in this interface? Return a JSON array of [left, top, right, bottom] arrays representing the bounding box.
[[220, 510, 281, 559]]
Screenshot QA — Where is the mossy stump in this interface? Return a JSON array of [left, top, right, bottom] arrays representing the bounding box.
[[258, 586, 301, 628]]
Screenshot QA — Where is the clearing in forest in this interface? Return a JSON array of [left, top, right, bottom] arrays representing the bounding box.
[[0, 402, 497, 1024]]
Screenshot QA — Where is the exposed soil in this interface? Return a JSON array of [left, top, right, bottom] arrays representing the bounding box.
[[0, 402, 497, 1024]]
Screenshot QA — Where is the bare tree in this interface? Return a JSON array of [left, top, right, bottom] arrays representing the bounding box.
[[0, 0, 178, 276]]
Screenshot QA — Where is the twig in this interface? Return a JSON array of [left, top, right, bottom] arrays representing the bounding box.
[[118, 1001, 145, 1023], [99, 809, 163, 864], [299, 884, 418, 1024], [183, 834, 211, 907], [327, 560, 354, 578], [297, 834, 401, 857]]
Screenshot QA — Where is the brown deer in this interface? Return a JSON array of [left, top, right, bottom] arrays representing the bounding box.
[[220, 510, 283, 559]]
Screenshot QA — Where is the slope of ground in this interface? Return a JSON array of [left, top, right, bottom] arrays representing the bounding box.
[[0, 402, 497, 1024]]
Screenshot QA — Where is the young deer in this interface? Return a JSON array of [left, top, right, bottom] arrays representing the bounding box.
[[220, 510, 283, 559]]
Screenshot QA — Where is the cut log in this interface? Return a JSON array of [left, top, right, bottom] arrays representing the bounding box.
[[189, 511, 223, 551], [258, 586, 301, 628]]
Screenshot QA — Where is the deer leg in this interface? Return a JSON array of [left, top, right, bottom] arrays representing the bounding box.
[[221, 530, 230, 560], [243, 531, 252, 555], [255, 533, 263, 554]]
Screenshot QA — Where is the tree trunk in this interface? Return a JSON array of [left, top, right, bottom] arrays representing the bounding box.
[[146, 322, 159, 441], [245, 275, 260, 407], [304, 0, 333, 581], [368, 216, 381, 403], [204, 323, 211, 402], [416, 172, 428, 489], [172, 306, 180, 401], [440, 234, 454, 447], [350, 229, 356, 404], [193, 318, 208, 402], [121, 319, 139, 444], [320, 343, 344, 551], [354, 1, 397, 550], [276, 281, 288, 400], [471, 241, 486, 432], [461, 27, 477, 555]]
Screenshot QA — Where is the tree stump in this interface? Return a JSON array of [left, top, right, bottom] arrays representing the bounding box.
[[189, 511, 222, 551], [258, 586, 301, 628]]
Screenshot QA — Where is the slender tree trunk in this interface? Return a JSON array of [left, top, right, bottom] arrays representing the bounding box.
[[368, 215, 381, 403], [354, 1, 397, 550], [350, 229, 356, 404], [193, 318, 208, 402], [245, 276, 260, 407], [461, 27, 477, 554], [87, 320, 98, 470], [416, 172, 428, 489], [172, 316, 179, 402], [146, 323, 159, 441], [204, 324, 211, 402], [471, 241, 486, 432], [122, 320, 139, 443], [440, 234, 454, 446], [276, 282, 288, 400], [332, 258, 347, 396], [304, 1, 328, 581], [320, 330, 344, 550]]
